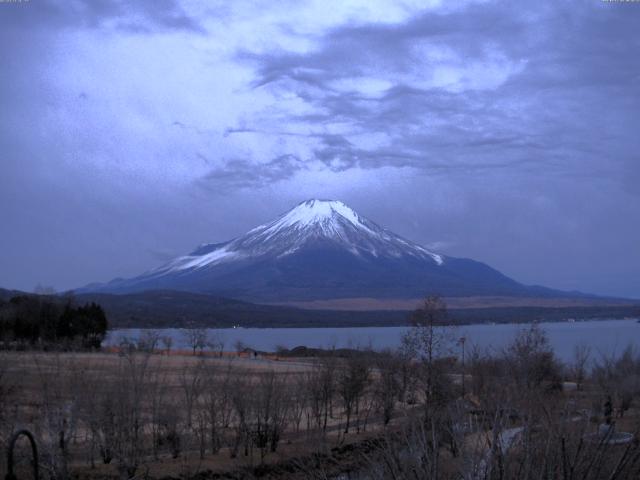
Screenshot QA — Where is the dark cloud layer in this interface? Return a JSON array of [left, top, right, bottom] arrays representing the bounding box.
[[0, 0, 638, 298], [201, 154, 306, 189], [234, 0, 639, 183]]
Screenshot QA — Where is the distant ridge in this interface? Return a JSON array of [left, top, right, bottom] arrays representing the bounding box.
[[3, 288, 639, 328]]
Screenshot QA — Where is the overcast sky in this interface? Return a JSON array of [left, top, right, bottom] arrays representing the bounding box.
[[1, 0, 639, 298]]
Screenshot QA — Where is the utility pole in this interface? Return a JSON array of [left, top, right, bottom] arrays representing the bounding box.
[[459, 336, 466, 397]]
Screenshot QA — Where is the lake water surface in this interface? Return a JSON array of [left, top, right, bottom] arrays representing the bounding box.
[[106, 318, 640, 362]]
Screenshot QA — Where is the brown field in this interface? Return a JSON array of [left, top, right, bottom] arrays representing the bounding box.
[[0, 349, 405, 480], [2, 330, 640, 480]]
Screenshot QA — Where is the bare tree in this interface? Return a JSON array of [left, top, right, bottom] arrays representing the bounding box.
[[34, 353, 82, 480], [402, 295, 454, 412], [252, 370, 290, 459], [182, 361, 203, 429], [288, 373, 308, 434], [137, 330, 160, 353], [338, 353, 370, 434], [229, 373, 251, 458], [182, 328, 209, 356], [571, 343, 592, 391], [373, 351, 400, 426], [157, 401, 182, 459], [147, 363, 169, 460], [104, 350, 154, 479], [505, 323, 562, 393], [202, 361, 235, 454], [160, 335, 173, 355], [208, 331, 225, 357], [307, 357, 336, 432]]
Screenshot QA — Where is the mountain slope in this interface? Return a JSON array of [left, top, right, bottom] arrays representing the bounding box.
[[82, 199, 576, 301]]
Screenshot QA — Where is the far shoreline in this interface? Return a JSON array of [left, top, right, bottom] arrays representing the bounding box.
[[104, 304, 640, 329], [107, 316, 640, 332]]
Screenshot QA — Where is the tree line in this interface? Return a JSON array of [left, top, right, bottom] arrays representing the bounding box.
[[0, 294, 108, 349]]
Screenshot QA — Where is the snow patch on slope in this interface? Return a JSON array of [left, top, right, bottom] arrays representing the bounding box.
[[179, 247, 239, 270], [147, 246, 239, 275]]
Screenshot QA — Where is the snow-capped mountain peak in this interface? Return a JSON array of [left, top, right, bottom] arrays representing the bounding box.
[[275, 199, 370, 229], [251, 199, 375, 237], [83, 199, 543, 301], [150, 199, 444, 275]]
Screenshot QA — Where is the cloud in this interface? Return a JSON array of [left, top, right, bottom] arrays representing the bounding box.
[[0, 0, 205, 33], [201, 154, 307, 189], [230, 0, 639, 184]]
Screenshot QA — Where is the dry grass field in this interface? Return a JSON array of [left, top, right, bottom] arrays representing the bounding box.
[[0, 349, 407, 480], [2, 322, 640, 480]]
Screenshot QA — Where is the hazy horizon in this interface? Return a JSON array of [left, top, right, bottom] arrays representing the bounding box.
[[1, 1, 639, 299]]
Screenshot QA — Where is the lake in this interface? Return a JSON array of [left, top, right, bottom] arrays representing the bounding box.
[[105, 318, 640, 362]]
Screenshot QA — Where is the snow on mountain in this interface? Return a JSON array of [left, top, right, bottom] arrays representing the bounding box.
[[152, 199, 443, 275]]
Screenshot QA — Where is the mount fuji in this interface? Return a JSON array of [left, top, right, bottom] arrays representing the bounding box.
[[83, 199, 567, 302]]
